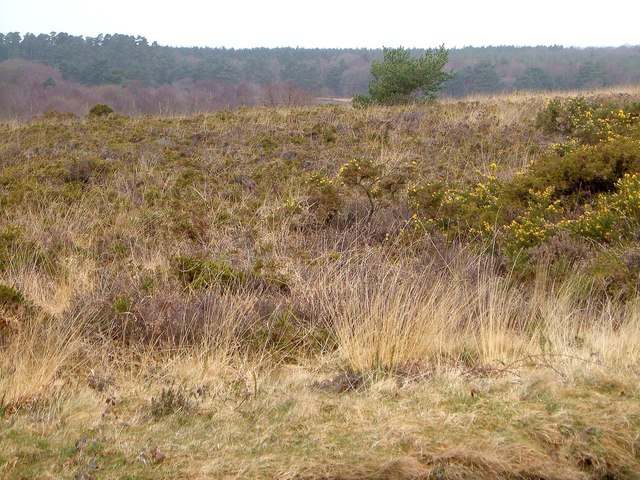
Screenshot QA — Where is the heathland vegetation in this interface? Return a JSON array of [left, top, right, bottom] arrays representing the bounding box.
[[1, 85, 640, 477]]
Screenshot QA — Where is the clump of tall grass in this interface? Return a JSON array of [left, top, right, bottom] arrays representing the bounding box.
[[307, 249, 640, 376]]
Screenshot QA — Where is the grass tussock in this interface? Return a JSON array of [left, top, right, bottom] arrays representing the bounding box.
[[1, 88, 640, 478]]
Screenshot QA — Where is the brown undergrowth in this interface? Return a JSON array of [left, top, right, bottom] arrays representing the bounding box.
[[1, 89, 640, 478]]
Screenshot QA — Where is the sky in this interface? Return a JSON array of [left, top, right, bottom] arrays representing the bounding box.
[[1, 0, 638, 49]]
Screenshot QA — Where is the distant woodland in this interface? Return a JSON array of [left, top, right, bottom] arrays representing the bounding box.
[[1, 32, 640, 118]]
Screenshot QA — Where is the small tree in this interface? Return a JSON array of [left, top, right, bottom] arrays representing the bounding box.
[[353, 46, 454, 107]]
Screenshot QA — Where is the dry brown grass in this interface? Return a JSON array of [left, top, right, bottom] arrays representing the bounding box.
[[1, 89, 640, 478], [2, 247, 639, 478]]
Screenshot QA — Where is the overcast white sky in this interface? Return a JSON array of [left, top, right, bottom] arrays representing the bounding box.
[[1, 0, 638, 49]]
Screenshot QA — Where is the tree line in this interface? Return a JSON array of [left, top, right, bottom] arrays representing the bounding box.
[[1, 32, 640, 99]]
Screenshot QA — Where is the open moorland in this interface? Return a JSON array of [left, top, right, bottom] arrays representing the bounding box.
[[1, 89, 640, 479]]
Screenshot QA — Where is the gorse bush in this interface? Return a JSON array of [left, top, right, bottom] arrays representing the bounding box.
[[561, 173, 640, 242], [510, 98, 640, 201], [537, 96, 640, 144], [407, 164, 503, 240], [366, 97, 640, 281], [502, 187, 562, 256], [324, 100, 638, 271], [305, 172, 342, 223], [338, 158, 413, 221], [510, 136, 640, 200]]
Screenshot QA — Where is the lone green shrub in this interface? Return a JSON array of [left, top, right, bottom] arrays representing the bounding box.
[[354, 46, 454, 107], [88, 104, 114, 117]]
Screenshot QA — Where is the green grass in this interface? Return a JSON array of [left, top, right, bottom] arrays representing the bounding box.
[[2, 368, 639, 479]]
